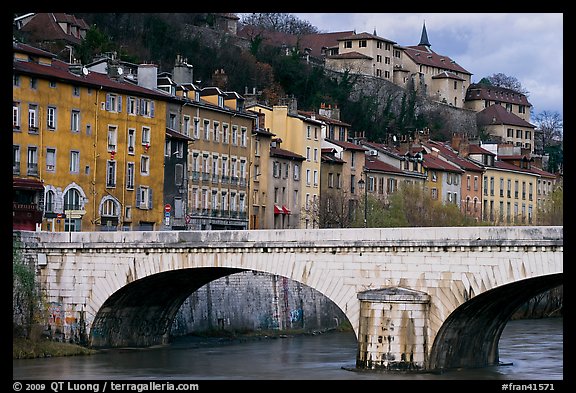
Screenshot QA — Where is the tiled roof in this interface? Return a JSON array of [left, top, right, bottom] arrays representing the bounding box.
[[325, 138, 367, 151], [365, 157, 404, 174], [404, 45, 471, 75], [431, 71, 465, 81], [423, 140, 484, 172], [326, 51, 372, 60], [13, 44, 171, 100], [298, 110, 351, 127], [18, 13, 88, 45], [468, 144, 496, 156], [476, 104, 535, 128], [422, 153, 464, 173], [337, 32, 397, 44], [270, 147, 305, 161], [466, 83, 531, 107]]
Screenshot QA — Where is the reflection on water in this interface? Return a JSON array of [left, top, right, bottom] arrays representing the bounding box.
[[13, 317, 562, 380]]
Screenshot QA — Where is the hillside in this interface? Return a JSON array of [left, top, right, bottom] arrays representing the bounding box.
[[68, 12, 477, 142]]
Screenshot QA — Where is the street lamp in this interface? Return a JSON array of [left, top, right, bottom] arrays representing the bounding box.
[[357, 175, 367, 228]]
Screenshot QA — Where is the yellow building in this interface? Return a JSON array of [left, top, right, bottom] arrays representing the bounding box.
[[467, 144, 539, 224], [247, 110, 275, 229], [13, 41, 169, 231], [248, 101, 323, 228]]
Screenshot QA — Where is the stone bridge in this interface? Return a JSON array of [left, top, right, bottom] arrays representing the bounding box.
[[14, 226, 563, 372]]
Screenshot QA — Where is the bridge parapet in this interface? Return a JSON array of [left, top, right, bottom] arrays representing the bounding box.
[[16, 226, 563, 251]]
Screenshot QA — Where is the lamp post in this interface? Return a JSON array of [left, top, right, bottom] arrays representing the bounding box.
[[357, 175, 367, 228]]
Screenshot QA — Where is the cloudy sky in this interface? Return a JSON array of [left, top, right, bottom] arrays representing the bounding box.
[[290, 13, 563, 121]]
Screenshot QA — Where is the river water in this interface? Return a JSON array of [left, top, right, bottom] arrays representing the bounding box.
[[13, 317, 563, 381]]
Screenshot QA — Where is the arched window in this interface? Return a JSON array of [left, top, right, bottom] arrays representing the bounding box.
[[64, 188, 81, 210], [45, 190, 55, 213]]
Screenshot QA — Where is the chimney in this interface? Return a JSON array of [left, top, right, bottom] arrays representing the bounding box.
[[137, 64, 158, 90], [173, 55, 194, 84]]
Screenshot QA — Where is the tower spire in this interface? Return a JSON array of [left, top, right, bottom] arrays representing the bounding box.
[[419, 20, 431, 47]]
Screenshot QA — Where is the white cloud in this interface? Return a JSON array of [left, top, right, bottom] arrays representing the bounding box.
[[292, 13, 563, 119]]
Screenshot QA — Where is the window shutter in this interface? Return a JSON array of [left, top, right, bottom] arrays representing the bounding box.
[[136, 98, 141, 115], [148, 188, 153, 209], [117, 96, 122, 112], [105, 94, 111, 111], [136, 186, 141, 207], [150, 101, 155, 118]]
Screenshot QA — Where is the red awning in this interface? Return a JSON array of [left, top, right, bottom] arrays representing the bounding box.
[[282, 205, 291, 215], [274, 205, 283, 215], [13, 177, 44, 190]]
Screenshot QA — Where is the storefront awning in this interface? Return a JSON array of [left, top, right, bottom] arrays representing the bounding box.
[[274, 205, 283, 215], [282, 205, 291, 215], [13, 177, 44, 190]]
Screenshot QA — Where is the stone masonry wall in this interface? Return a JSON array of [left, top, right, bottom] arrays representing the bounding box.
[[170, 271, 348, 336]]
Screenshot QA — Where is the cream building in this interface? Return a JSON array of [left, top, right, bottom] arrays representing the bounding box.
[[476, 104, 536, 152]]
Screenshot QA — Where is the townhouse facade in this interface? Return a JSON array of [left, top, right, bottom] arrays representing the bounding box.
[[247, 102, 323, 228], [13, 42, 170, 232], [248, 112, 275, 229], [268, 139, 305, 229], [467, 144, 538, 224], [424, 138, 485, 221]]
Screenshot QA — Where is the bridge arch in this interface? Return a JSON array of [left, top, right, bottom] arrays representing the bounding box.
[[90, 266, 352, 348], [428, 273, 563, 371]]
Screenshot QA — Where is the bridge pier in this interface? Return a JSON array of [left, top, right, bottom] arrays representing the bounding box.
[[356, 287, 430, 371]]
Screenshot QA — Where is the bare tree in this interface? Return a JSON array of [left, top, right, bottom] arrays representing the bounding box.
[[239, 13, 319, 35], [484, 73, 529, 96], [534, 110, 563, 151], [319, 190, 354, 228]]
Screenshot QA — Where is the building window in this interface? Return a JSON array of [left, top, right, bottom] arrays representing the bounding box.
[[45, 190, 55, 213], [106, 160, 116, 188], [71, 110, 80, 132], [13, 102, 20, 129], [47, 106, 57, 130], [137, 186, 152, 209], [46, 148, 56, 172], [175, 163, 184, 186], [106, 93, 122, 112], [140, 156, 150, 175], [70, 150, 80, 174], [140, 99, 154, 117], [241, 127, 247, 147], [142, 126, 151, 145], [183, 116, 190, 136], [64, 188, 82, 210], [127, 97, 137, 115], [127, 128, 135, 154], [108, 126, 118, 152], [28, 104, 38, 131], [13, 145, 21, 174], [126, 162, 135, 190]]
